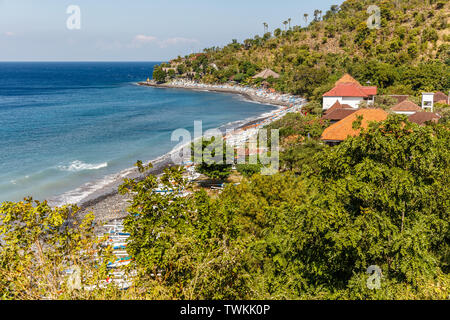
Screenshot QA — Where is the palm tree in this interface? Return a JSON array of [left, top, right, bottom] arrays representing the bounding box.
[[313, 10, 320, 22], [263, 22, 268, 34], [303, 13, 309, 26], [288, 18, 291, 30], [319, 10, 323, 20], [283, 20, 288, 31]]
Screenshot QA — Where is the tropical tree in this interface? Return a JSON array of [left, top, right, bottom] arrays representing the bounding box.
[[304, 115, 450, 297], [119, 165, 252, 299], [119, 115, 449, 299], [313, 10, 320, 21], [0, 199, 116, 299], [330, 5, 340, 14], [303, 13, 309, 26], [191, 137, 233, 181], [152, 66, 167, 83], [274, 28, 282, 37]]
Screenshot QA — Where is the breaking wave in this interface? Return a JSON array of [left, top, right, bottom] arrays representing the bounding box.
[[58, 160, 108, 172]]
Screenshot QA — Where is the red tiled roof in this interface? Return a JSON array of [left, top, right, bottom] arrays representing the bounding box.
[[408, 112, 441, 125], [327, 100, 342, 111], [322, 109, 357, 121], [323, 83, 370, 97], [321, 109, 388, 142], [434, 91, 448, 103], [325, 74, 377, 98], [361, 86, 377, 96], [323, 83, 377, 98], [391, 100, 422, 112], [324, 100, 354, 114]]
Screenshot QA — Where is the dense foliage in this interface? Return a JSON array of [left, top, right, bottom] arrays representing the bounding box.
[[152, 66, 167, 83], [1, 0, 449, 300], [1, 115, 449, 299], [115, 115, 449, 299], [192, 138, 233, 180], [158, 0, 449, 101], [0, 200, 116, 299]]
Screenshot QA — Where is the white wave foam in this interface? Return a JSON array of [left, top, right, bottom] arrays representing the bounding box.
[[49, 97, 296, 207], [58, 160, 108, 172], [50, 174, 117, 206]]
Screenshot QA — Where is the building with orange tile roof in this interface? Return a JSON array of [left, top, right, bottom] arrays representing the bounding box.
[[321, 109, 388, 145], [335, 73, 361, 86], [322, 109, 357, 123], [433, 91, 449, 104], [323, 74, 377, 111], [324, 83, 370, 98], [408, 112, 441, 125], [322, 101, 356, 123], [390, 100, 422, 115], [324, 100, 353, 114]]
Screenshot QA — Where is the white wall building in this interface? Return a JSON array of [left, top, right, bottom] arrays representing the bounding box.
[[322, 74, 377, 111], [323, 96, 369, 110], [422, 93, 434, 111], [391, 100, 422, 115]]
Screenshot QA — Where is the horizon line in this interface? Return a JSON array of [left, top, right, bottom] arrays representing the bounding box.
[[0, 60, 166, 63]]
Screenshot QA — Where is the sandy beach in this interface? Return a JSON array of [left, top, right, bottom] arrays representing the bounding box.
[[77, 81, 305, 224]]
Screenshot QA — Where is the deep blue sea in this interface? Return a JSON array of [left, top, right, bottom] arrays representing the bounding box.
[[0, 62, 276, 204]]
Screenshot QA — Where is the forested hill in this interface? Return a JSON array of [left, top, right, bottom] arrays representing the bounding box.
[[162, 0, 449, 101]]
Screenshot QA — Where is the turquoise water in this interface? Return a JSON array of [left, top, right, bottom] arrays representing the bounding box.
[[0, 62, 276, 203]]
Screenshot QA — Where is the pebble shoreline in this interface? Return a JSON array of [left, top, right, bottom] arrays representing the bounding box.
[[78, 81, 305, 225]]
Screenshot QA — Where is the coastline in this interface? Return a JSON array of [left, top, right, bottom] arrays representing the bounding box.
[[74, 81, 305, 223], [136, 80, 295, 108], [76, 154, 176, 223]]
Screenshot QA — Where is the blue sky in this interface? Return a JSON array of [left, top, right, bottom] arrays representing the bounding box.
[[0, 0, 343, 61]]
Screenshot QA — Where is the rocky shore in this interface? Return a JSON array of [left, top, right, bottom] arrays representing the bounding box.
[[137, 80, 304, 108]]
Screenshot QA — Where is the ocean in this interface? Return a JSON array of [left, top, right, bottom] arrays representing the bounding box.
[[0, 62, 277, 205]]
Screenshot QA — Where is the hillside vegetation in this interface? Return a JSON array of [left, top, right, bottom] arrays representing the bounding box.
[[2, 115, 449, 299], [160, 0, 449, 101], [1, 0, 449, 300]]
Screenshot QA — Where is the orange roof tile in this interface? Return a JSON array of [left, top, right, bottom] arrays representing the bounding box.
[[321, 109, 388, 142], [391, 100, 422, 112], [408, 112, 441, 125], [325, 100, 355, 114], [361, 86, 377, 96], [327, 100, 342, 110], [434, 91, 448, 103], [322, 109, 357, 121], [323, 83, 370, 98], [335, 74, 361, 86]]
